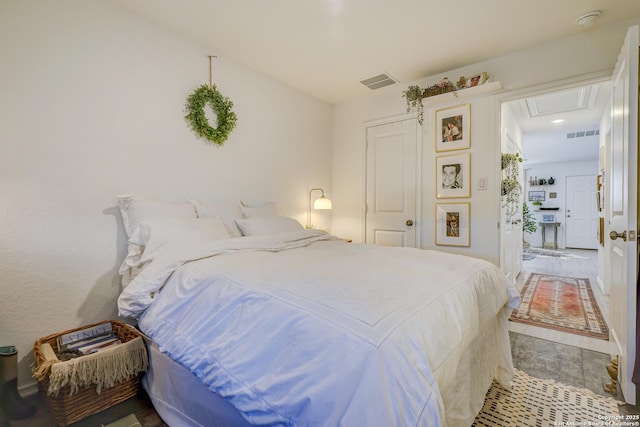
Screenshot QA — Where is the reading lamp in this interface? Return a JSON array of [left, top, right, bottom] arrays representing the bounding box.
[[306, 188, 332, 229]]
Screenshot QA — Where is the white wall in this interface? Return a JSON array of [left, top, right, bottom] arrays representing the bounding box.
[[0, 0, 332, 389], [332, 18, 639, 265], [523, 161, 599, 248]]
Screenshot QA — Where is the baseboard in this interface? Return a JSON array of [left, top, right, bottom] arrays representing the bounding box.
[[610, 327, 623, 358], [596, 276, 605, 295], [20, 380, 39, 397]]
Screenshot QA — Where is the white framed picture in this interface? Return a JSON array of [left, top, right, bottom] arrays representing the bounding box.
[[436, 203, 470, 247], [435, 103, 470, 152], [436, 152, 471, 198]]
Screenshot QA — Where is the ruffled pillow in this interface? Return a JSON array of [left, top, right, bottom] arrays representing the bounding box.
[[119, 217, 232, 286]]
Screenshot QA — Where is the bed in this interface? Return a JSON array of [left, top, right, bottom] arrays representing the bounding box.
[[116, 197, 520, 427]]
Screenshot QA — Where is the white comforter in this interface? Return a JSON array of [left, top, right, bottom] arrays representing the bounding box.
[[118, 230, 520, 427]]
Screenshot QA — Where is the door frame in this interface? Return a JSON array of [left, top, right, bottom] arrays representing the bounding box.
[[496, 70, 612, 271], [362, 112, 423, 247]]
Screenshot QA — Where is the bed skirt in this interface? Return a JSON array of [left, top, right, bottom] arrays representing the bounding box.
[[143, 343, 250, 427], [142, 307, 512, 427]]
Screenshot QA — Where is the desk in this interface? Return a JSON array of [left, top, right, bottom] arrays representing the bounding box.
[[538, 222, 561, 249]]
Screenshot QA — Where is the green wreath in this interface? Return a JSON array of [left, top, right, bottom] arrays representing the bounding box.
[[185, 84, 238, 146]]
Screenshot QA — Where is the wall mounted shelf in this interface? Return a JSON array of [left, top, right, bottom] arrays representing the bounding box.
[[421, 81, 503, 106], [529, 177, 556, 186]]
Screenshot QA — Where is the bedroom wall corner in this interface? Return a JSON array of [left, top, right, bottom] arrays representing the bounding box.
[[0, 0, 332, 390]]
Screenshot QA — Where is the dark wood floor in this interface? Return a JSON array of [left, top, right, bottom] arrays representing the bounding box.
[[5, 388, 166, 427]]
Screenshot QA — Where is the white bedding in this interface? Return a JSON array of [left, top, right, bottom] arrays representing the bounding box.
[[118, 229, 520, 426]]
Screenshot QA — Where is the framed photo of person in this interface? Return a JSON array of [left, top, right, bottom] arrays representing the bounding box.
[[436, 152, 470, 198], [436, 203, 470, 247], [435, 103, 470, 152], [466, 72, 487, 87]]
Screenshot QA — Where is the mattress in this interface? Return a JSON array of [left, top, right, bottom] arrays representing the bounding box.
[[119, 229, 520, 426]]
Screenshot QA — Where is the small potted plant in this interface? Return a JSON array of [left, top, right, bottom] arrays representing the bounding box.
[[522, 202, 538, 256], [523, 203, 538, 235]]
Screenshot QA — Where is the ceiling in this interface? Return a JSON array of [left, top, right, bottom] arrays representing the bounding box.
[[109, 1, 633, 166], [109, 0, 640, 104], [505, 81, 611, 165]]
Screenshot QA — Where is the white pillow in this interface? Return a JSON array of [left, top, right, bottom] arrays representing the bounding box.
[[188, 199, 244, 237], [118, 196, 197, 238], [241, 203, 279, 218], [235, 216, 303, 236], [118, 217, 232, 284]]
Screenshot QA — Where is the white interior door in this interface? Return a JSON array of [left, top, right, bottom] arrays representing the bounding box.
[[500, 132, 523, 281], [565, 175, 599, 249], [365, 118, 418, 247], [607, 25, 638, 405]]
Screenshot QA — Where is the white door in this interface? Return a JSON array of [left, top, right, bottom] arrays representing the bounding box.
[[500, 132, 523, 281], [565, 175, 599, 249], [365, 118, 418, 247], [607, 25, 638, 405]]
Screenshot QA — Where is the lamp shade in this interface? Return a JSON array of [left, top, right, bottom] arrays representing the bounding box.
[[313, 196, 332, 210]]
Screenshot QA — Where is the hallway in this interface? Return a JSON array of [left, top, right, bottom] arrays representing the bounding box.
[[507, 247, 639, 413]]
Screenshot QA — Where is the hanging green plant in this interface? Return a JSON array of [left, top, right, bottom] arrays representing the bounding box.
[[501, 152, 523, 222], [185, 84, 237, 146], [403, 85, 425, 125]]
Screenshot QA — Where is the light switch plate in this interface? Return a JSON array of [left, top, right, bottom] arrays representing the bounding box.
[[478, 176, 488, 191]]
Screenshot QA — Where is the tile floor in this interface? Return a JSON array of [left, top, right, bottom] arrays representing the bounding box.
[[510, 246, 640, 415]]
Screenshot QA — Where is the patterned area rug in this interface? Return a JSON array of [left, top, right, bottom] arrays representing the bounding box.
[[510, 273, 609, 339], [523, 247, 589, 260], [473, 369, 621, 426]]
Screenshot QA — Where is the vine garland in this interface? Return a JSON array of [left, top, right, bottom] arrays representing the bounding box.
[[185, 84, 237, 146], [501, 152, 523, 223]]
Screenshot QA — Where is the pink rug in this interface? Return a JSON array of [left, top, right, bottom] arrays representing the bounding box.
[[509, 273, 609, 340]]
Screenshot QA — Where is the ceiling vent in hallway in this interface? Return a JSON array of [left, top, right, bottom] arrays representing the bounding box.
[[566, 129, 599, 139], [360, 73, 398, 90]]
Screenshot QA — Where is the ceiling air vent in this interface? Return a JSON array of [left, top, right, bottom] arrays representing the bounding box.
[[566, 129, 599, 139], [360, 73, 398, 90]]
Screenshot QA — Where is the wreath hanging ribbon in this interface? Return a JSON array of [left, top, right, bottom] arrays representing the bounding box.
[[185, 84, 238, 146]]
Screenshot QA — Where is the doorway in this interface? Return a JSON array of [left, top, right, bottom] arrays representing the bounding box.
[[500, 26, 639, 407], [501, 78, 608, 274], [500, 78, 614, 385]]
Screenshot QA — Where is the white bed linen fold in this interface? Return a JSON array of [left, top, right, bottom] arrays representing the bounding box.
[[118, 230, 519, 426]]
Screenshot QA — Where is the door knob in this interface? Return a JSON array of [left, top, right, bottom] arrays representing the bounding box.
[[406, 219, 414, 227], [610, 230, 627, 241]]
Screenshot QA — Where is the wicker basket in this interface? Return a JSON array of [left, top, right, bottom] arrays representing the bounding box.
[[33, 320, 146, 426]]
